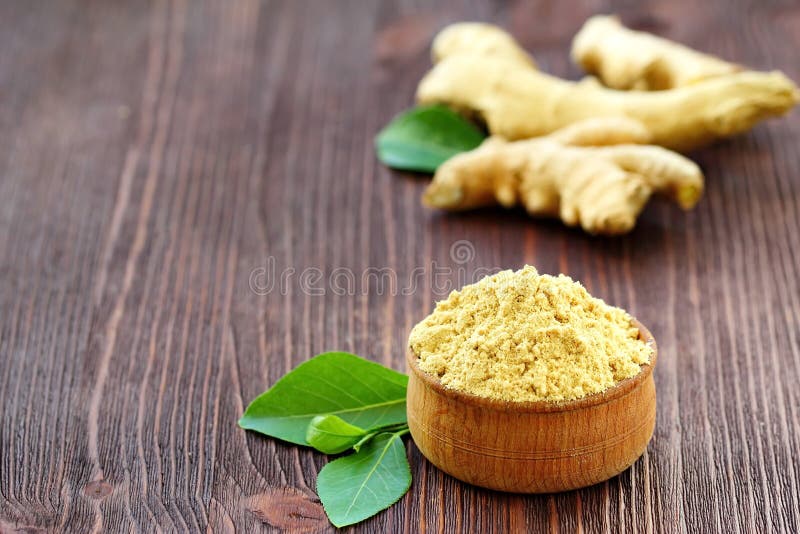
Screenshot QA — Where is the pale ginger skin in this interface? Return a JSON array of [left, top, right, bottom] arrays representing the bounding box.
[[431, 22, 535, 68], [572, 15, 742, 90], [432, 20, 751, 91], [423, 118, 704, 235], [418, 54, 799, 152]]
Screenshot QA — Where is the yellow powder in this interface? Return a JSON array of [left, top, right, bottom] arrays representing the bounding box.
[[408, 265, 652, 402]]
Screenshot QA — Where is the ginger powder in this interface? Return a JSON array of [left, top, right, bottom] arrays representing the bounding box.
[[408, 265, 652, 402]]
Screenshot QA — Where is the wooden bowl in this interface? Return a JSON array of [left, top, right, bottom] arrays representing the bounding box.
[[406, 320, 657, 493]]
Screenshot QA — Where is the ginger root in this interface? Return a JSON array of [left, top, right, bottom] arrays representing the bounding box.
[[418, 52, 799, 151], [423, 118, 703, 235], [431, 22, 535, 68], [572, 15, 741, 91]]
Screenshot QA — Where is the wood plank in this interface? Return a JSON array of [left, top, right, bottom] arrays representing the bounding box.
[[0, 0, 798, 531]]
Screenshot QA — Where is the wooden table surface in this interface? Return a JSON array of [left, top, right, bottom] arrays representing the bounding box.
[[2, 0, 799, 532]]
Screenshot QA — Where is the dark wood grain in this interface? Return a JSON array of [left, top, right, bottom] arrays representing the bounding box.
[[1, 0, 799, 532]]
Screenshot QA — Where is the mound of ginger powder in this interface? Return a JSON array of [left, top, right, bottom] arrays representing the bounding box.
[[408, 265, 653, 402]]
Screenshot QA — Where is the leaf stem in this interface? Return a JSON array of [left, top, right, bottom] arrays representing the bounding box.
[[394, 426, 410, 437]]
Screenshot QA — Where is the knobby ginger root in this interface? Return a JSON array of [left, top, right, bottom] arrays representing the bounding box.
[[431, 22, 535, 68], [418, 53, 799, 151], [572, 15, 741, 90], [423, 118, 703, 235]]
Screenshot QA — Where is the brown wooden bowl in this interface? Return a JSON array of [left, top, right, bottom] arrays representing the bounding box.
[[406, 320, 657, 493]]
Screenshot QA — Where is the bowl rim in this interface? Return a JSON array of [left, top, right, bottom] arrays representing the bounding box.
[[406, 318, 657, 413]]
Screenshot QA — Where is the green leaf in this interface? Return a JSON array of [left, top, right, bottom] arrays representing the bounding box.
[[351, 423, 406, 452], [375, 105, 486, 173], [306, 415, 368, 454], [317, 432, 412, 527], [239, 352, 408, 445], [352, 431, 379, 453]]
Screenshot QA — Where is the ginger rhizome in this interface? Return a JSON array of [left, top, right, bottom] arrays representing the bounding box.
[[418, 24, 799, 151], [572, 15, 741, 91], [423, 118, 703, 235], [431, 22, 535, 68]]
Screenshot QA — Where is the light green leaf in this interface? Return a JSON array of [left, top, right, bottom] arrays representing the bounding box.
[[352, 431, 379, 453], [317, 432, 412, 527], [239, 352, 408, 445], [375, 105, 486, 173], [351, 422, 409, 452], [306, 415, 368, 454]]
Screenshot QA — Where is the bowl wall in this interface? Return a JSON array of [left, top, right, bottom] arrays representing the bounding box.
[[406, 323, 657, 493]]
